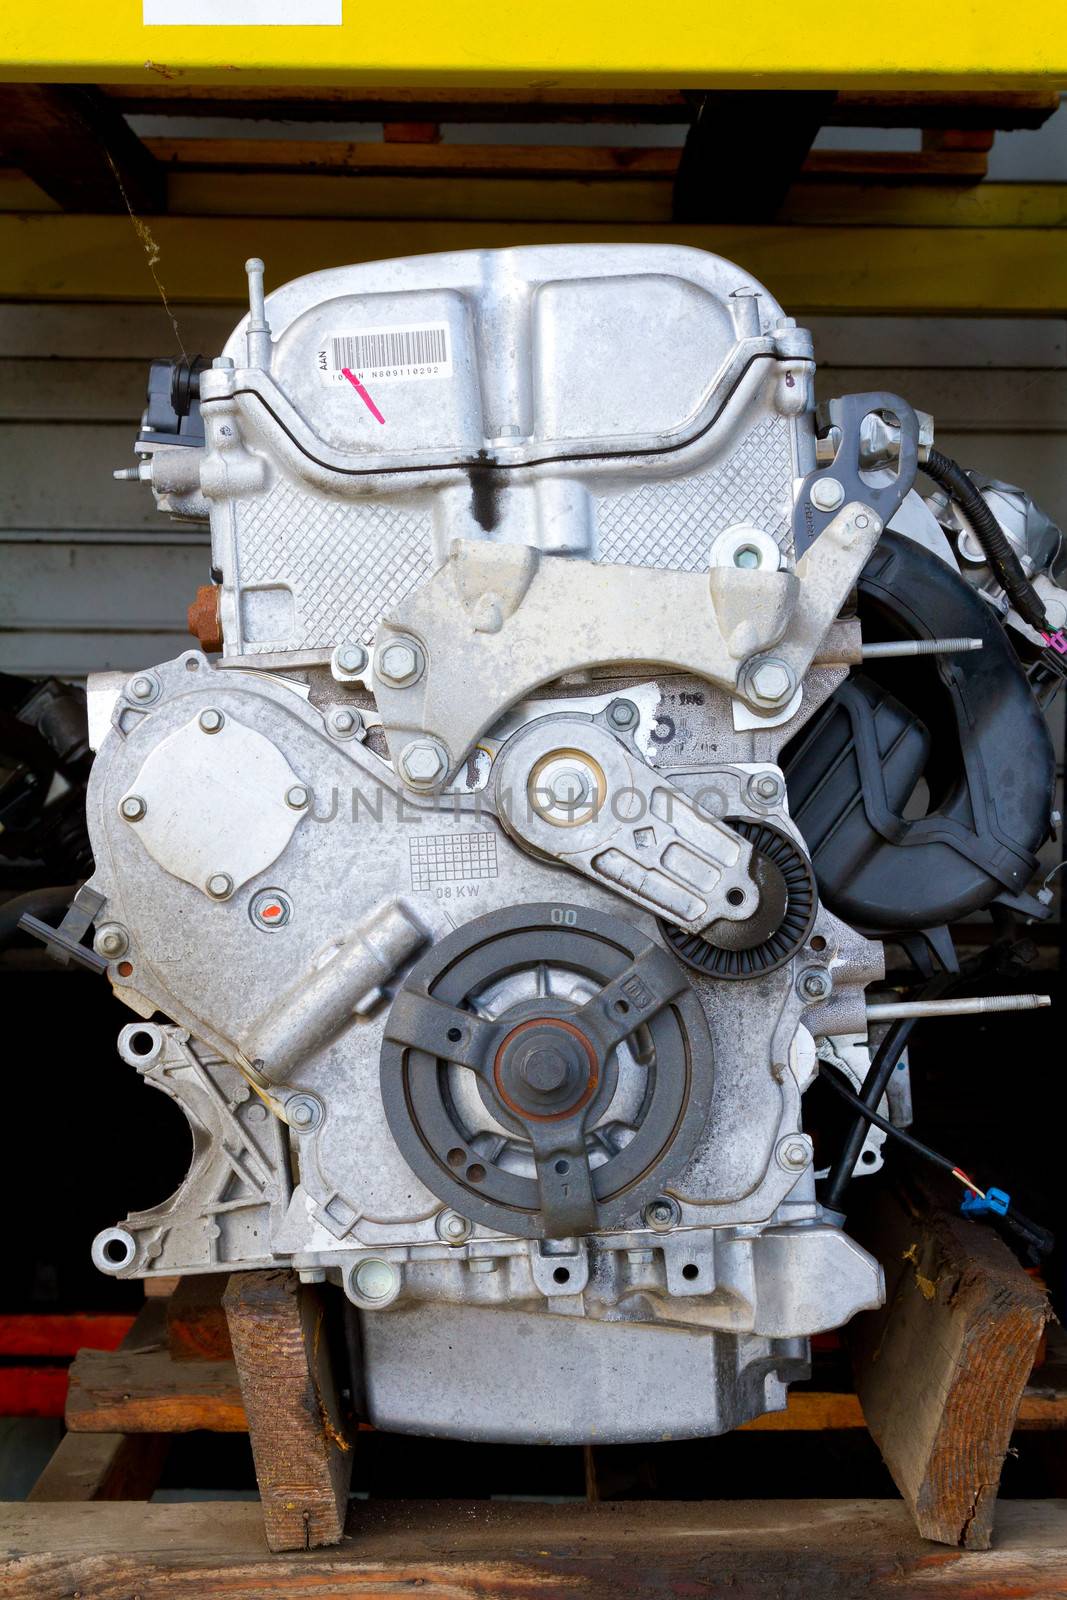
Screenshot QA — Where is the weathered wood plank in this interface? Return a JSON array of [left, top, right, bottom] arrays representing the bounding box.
[[849, 1183, 1051, 1549], [0, 85, 163, 214], [65, 1350, 246, 1434], [167, 1274, 233, 1363], [27, 1432, 169, 1503], [224, 1269, 353, 1552], [1, 1498, 1065, 1599], [104, 84, 1061, 130]]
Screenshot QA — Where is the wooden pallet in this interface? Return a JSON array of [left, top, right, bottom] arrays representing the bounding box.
[[3, 1497, 1067, 1599], [4, 1182, 1065, 1586]]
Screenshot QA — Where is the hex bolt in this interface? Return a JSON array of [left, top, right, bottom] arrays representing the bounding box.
[[128, 675, 158, 703], [120, 795, 147, 822], [198, 708, 224, 734], [811, 476, 845, 513], [435, 1210, 473, 1244], [287, 1095, 321, 1131], [94, 923, 129, 959], [399, 739, 448, 787], [643, 1197, 680, 1232], [548, 767, 592, 808], [780, 1139, 811, 1170], [285, 784, 310, 810], [746, 657, 796, 707], [335, 642, 368, 674], [327, 707, 362, 740], [798, 966, 832, 1002], [378, 639, 424, 687], [748, 770, 785, 804], [607, 698, 639, 731], [206, 873, 234, 900]]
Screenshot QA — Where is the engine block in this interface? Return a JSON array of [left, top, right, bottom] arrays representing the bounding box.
[[82, 241, 1032, 1444]]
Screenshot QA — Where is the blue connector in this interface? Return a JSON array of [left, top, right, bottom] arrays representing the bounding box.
[[961, 1186, 1010, 1219]]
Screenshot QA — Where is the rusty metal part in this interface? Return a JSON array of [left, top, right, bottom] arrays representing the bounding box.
[[187, 585, 223, 653]]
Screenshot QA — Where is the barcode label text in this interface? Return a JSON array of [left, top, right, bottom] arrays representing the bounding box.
[[318, 323, 452, 384]]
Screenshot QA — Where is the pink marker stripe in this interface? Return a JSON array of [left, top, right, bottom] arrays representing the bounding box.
[[341, 367, 385, 425]]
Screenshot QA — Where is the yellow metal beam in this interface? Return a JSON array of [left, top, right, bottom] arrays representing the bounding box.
[[1, 214, 1064, 314], [1, 1, 1066, 89]]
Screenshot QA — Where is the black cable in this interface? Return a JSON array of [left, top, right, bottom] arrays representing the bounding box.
[[818, 1061, 960, 1180], [923, 448, 1049, 635], [823, 1015, 917, 1210], [818, 1063, 1055, 1255]]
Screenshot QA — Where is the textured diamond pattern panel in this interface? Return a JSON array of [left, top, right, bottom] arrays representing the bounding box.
[[234, 481, 434, 652], [594, 416, 795, 570]]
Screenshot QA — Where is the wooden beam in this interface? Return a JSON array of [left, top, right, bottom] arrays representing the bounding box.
[[64, 1349, 246, 1433], [141, 135, 994, 185], [166, 1273, 233, 1363], [0, 86, 163, 213], [26, 1433, 169, 1504], [224, 1269, 353, 1552], [674, 91, 837, 222], [1, 1499, 1066, 1598], [848, 1182, 1051, 1550], [1, 215, 1062, 315], [48, 1360, 1067, 1435], [103, 85, 1063, 127]]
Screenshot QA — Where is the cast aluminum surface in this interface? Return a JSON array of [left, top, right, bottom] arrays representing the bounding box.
[[83, 243, 903, 1444]]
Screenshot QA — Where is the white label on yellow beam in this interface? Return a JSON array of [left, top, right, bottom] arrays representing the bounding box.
[[143, 0, 341, 22]]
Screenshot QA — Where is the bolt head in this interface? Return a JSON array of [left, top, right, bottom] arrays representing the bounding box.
[[811, 476, 845, 513], [608, 699, 638, 730], [378, 640, 422, 686], [547, 767, 592, 808], [328, 707, 361, 739], [250, 888, 292, 929], [120, 795, 146, 822], [783, 1140, 810, 1169], [94, 924, 129, 958], [749, 770, 784, 803], [198, 708, 224, 734], [643, 1197, 679, 1231], [399, 739, 447, 786], [749, 659, 794, 705], [798, 967, 832, 1001], [436, 1210, 472, 1243], [206, 872, 233, 900], [129, 675, 157, 703], [336, 643, 368, 674], [288, 1097, 319, 1129], [286, 784, 310, 810], [733, 544, 761, 569]]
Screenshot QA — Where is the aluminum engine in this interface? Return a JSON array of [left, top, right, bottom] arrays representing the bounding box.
[[75, 244, 1058, 1443]]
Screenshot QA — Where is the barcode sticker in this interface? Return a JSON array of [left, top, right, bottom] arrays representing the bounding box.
[[318, 323, 452, 384]]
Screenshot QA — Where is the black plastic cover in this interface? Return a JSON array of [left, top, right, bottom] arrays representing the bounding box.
[[783, 532, 1055, 933]]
